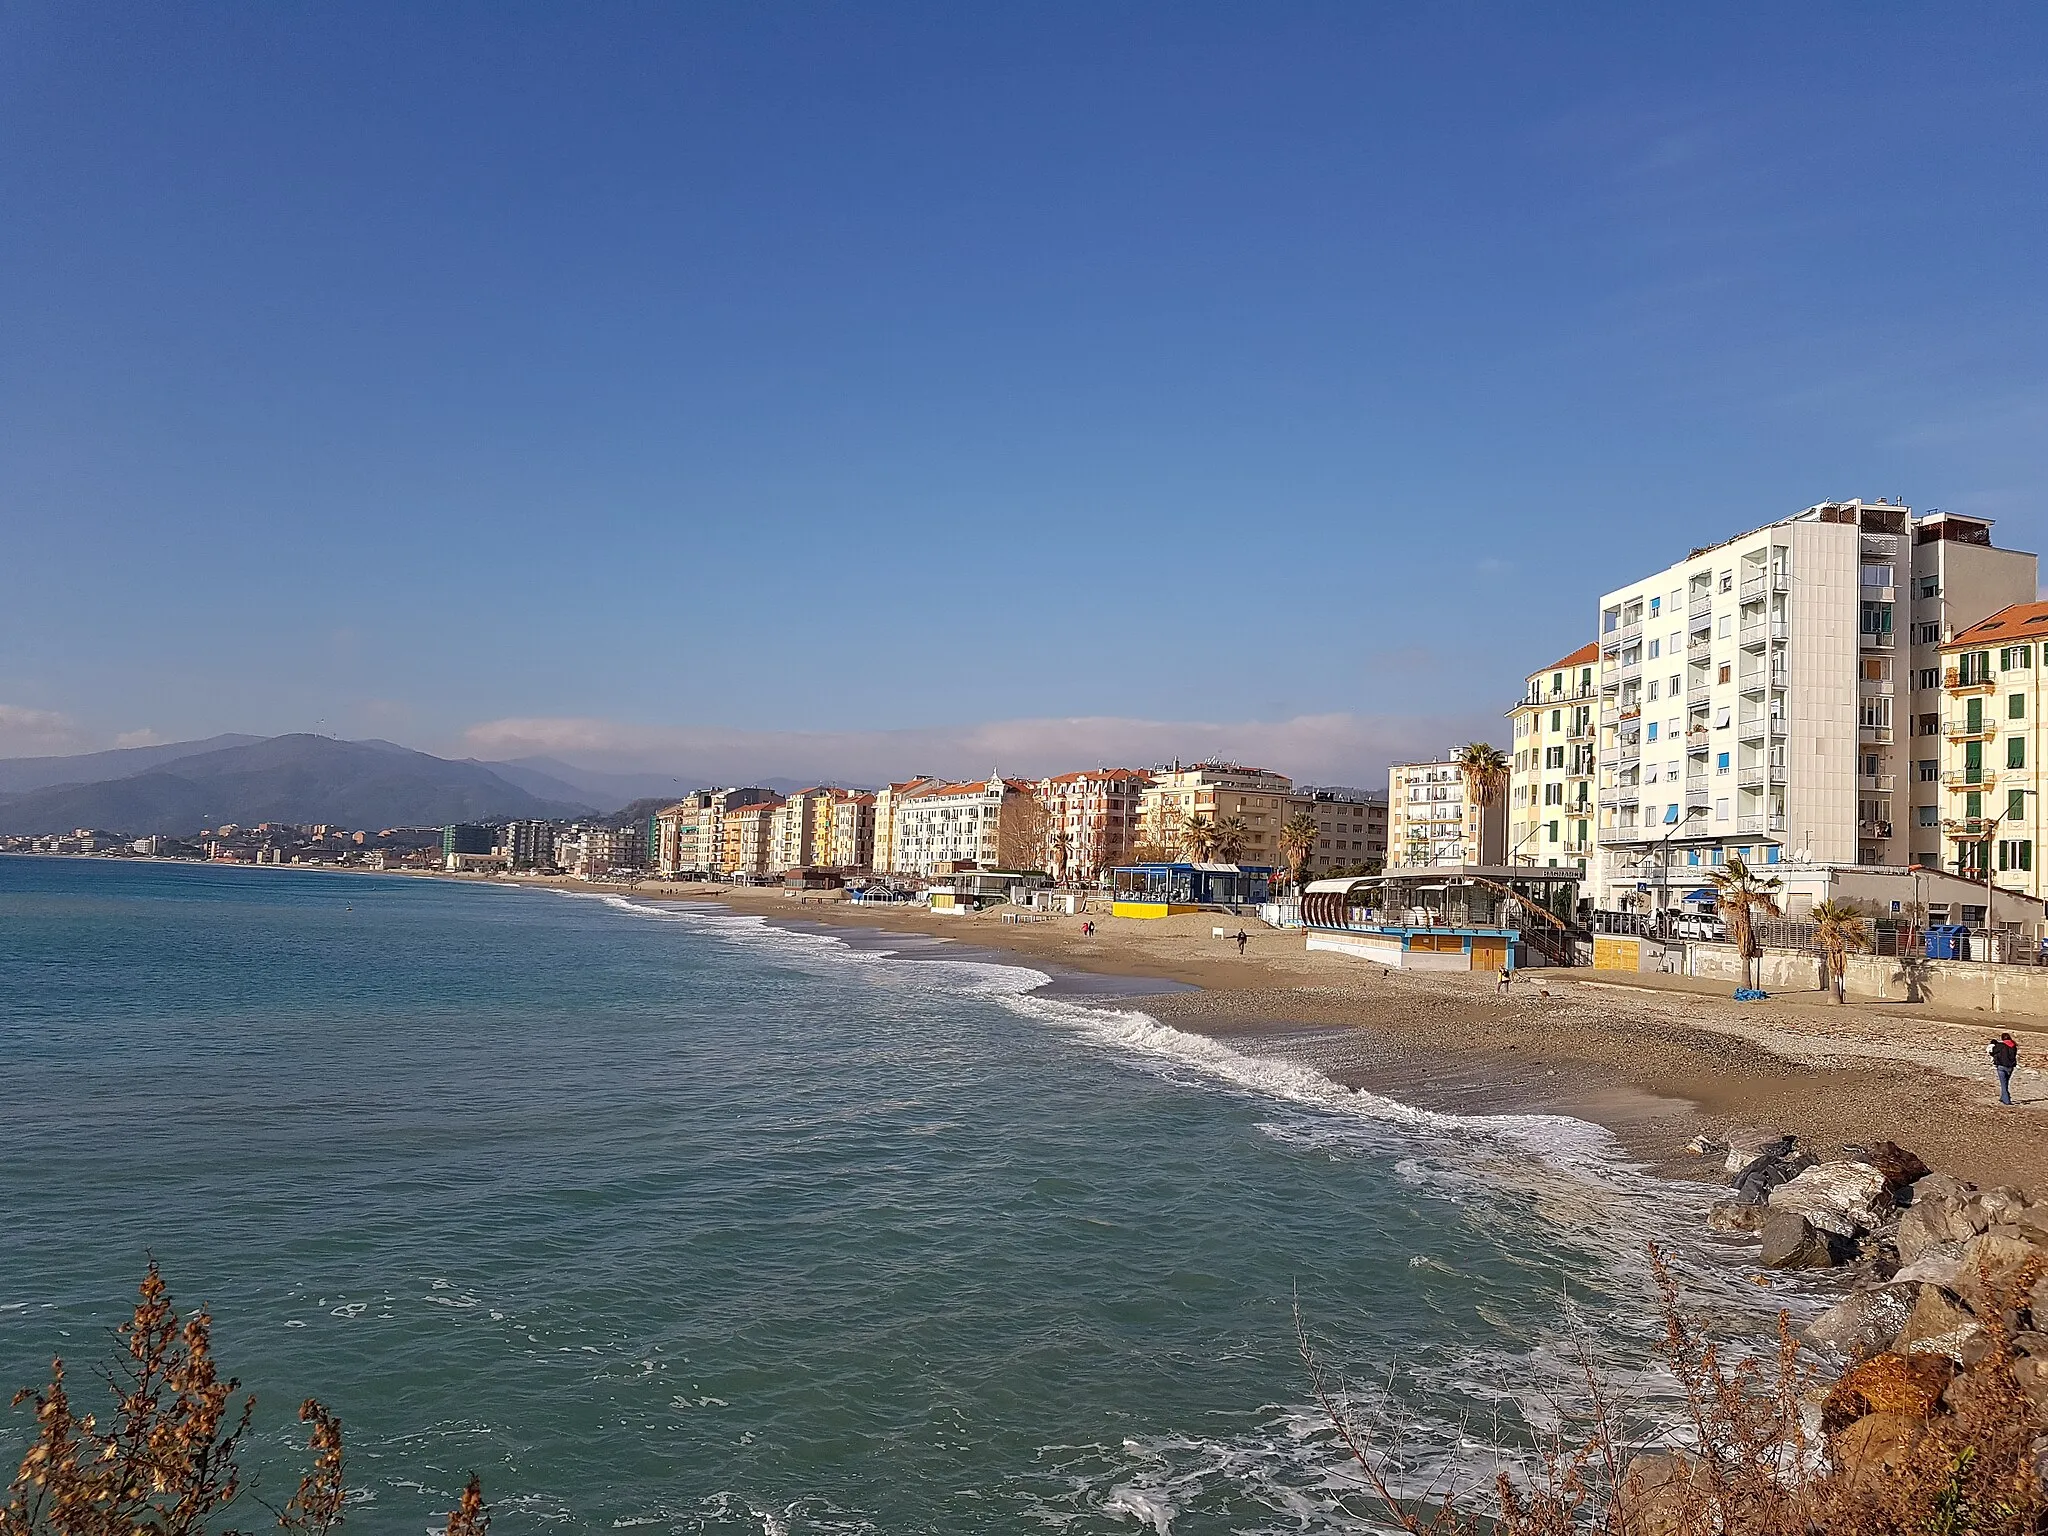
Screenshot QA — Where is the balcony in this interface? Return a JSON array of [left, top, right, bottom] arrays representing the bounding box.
[[1859, 773, 1896, 794], [1688, 595, 1714, 621], [1739, 619, 1790, 650], [1944, 817, 1994, 837], [1687, 632, 1714, 654], [1943, 718, 1997, 741], [1604, 618, 1644, 645], [1685, 785, 1712, 809], [1859, 819, 1895, 840], [1860, 631, 1895, 650], [1859, 678, 1895, 699], [1738, 670, 1789, 695], [1738, 571, 1790, 602], [1857, 723, 1894, 744], [1737, 813, 1789, 834], [1739, 765, 1789, 789], [1941, 768, 1997, 789], [1686, 684, 1711, 707], [1737, 716, 1787, 744], [1685, 727, 1711, 752], [1946, 670, 1998, 693]]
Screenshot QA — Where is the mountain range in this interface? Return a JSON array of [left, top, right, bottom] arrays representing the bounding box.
[[0, 734, 598, 835]]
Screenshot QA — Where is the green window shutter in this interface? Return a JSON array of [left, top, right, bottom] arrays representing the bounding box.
[[2011, 789, 2028, 820], [1965, 739, 1983, 775], [1968, 697, 1983, 730], [1967, 791, 1983, 819], [2011, 737, 2028, 769], [2013, 694, 2028, 719], [2025, 841, 2036, 872]]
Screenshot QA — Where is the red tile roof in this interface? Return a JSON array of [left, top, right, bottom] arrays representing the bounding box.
[[1949, 600, 2048, 647], [1545, 640, 1601, 671]]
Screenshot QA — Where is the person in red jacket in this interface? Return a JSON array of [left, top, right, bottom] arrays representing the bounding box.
[[1989, 1033, 2020, 1105]]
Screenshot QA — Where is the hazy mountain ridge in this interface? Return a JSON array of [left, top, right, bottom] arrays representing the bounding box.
[[0, 735, 590, 835], [0, 734, 265, 794]]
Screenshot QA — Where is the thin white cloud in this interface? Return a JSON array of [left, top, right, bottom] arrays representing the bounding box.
[[0, 705, 95, 758], [113, 728, 167, 749], [461, 711, 1501, 789]]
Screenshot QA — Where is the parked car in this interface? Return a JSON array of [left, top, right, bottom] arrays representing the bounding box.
[[1671, 913, 1726, 941]]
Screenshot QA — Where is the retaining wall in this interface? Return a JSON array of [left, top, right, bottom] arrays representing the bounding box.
[[1686, 942, 2048, 1015]]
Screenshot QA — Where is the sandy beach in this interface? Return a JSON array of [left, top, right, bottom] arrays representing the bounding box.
[[445, 870, 2048, 1197]]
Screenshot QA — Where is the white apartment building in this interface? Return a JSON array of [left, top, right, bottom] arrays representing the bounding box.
[[872, 777, 938, 876], [1507, 643, 1598, 871], [770, 787, 835, 871], [827, 792, 876, 870], [891, 778, 1038, 876], [1592, 500, 2035, 912], [1387, 760, 1505, 868]]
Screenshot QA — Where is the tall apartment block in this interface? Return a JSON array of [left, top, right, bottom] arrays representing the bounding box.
[[1593, 500, 2034, 910], [1386, 759, 1506, 869], [1507, 643, 1598, 871]]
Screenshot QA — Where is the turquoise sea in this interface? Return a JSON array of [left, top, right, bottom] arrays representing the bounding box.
[[0, 857, 1785, 1533]]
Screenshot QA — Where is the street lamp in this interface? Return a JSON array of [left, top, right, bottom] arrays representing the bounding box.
[[1647, 803, 1711, 940]]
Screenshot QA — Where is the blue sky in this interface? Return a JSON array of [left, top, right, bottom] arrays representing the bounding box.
[[4, 5, 2045, 783]]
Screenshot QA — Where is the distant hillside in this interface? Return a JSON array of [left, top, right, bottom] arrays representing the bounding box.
[[0, 734, 264, 794], [0, 734, 587, 835]]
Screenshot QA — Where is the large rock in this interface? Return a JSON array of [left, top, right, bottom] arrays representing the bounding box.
[[1868, 1141, 1932, 1193], [1760, 1211, 1852, 1269], [1831, 1411, 1928, 1482], [1821, 1352, 1955, 1434], [1972, 1187, 2030, 1227], [1614, 1453, 1706, 1536], [1723, 1133, 1798, 1177], [2014, 1357, 2048, 1420], [1898, 1198, 1987, 1263], [1910, 1173, 1977, 1207], [2009, 1203, 2048, 1248], [1805, 1285, 1919, 1362], [1901, 1286, 1982, 1361], [1768, 1162, 1893, 1237], [1953, 1232, 2046, 1320], [1894, 1240, 1970, 1289]]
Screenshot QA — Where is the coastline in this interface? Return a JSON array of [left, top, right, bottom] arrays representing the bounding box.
[[479, 869, 2048, 1198]]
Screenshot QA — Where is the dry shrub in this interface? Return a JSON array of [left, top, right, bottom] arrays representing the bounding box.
[[1, 1262, 488, 1536], [1303, 1244, 2048, 1536]]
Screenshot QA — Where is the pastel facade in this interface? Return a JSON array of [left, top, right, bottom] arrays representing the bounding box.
[[721, 798, 783, 880], [1136, 764, 1295, 866], [828, 792, 876, 870], [1293, 787, 1388, 878], [872, 777, 938, 876], [1938, 602, 2048, 895], [1386, 761, 1505, 868], [1039, 768, 1152, 883], [1507, 642, 1598, 871]]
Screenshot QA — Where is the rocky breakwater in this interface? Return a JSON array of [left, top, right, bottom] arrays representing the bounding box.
[[1691, 1131, 2048, 1491]]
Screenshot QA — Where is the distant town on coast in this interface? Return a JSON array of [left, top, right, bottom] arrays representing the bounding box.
[[12, 495, 2048, 949]]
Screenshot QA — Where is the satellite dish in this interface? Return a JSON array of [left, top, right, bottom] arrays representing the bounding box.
[[1792, 847, 1812, 863]]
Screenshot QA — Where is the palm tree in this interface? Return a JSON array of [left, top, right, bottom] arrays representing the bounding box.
[[1810, 898, 1872, 1003], [1454, 742, 1510, 811], [1210, 814, 1250, 863], [1278, 812, 1320, 893], [1708, 854, 1783, 992], [1179, 813, 1218, 861]]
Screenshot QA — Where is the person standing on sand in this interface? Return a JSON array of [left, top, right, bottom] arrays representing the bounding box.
[[1497, 964, 1511, 997], [1235, 929, 1248, 956], [1990, 1033, 2020, 1105]]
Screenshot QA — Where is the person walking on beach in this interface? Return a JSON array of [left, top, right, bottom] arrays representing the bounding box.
[[1990, 1032, 2020, 1105], [1497, 963, 1511, 997], [1234, 929, 1248, 957]]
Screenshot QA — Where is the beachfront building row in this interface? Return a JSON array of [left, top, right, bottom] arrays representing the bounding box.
[[650, 763, 1388, 885], [1385, 760, 1506, 869], [1937, 601, 2048, 897], [1491, 499, 2038, 914]]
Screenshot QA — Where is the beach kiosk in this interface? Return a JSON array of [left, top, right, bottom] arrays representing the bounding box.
[[1299, 866, 1582, 970], [1110, 862, 1273, 919]]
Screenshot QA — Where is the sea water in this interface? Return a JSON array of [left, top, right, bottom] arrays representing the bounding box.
[[0, 857, 1789, 1533]]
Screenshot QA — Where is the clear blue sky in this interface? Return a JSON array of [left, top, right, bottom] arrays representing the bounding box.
[[4, 5, 2045, 782]]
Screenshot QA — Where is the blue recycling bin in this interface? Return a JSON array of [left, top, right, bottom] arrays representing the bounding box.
[[1926, 924, 1969, 960]]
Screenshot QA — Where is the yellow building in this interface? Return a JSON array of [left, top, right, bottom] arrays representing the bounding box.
[[1506, 642, 1598, 870], [1136, 764, 1294, 865], [872, 777, 939, 875], [1938, 600, 2048, 895]]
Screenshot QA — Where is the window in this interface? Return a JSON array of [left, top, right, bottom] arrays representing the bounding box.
[[1646, 722, 1659, 741], [1649, 597, 1661, 616], [1718, 663, 1731, 684], [1914, 622, 1940, 644], [1917, 712, 1938, 736], [1715, 707, 1731, 728], [2014, 695, 2029, 719], [1716, 798, 1730, 821], [1718, 616, 1732, 638], [2012, 737, 2027, 770], [1917, 668, 1939, 689], [1765, 846, 1780, 864], [1967, 791, 1982, 819], [1918, 760, 1938, 782], [2000, 840, 2034, 872], [1603, 607, 1620, 633], [2012, 789, 2028, 821], [1719, 572, 1733, 593], [1647, 680, 1660, 700], [1860, 601, 1894, 637], [1550, 709, 1561, 731], [1716, 751, 1730, 773], [1918, 575, 1941, 599], [1918, 805, 1939, 827], [2004, 646, 2034, 669], [1547, 821, 1559, 842]]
